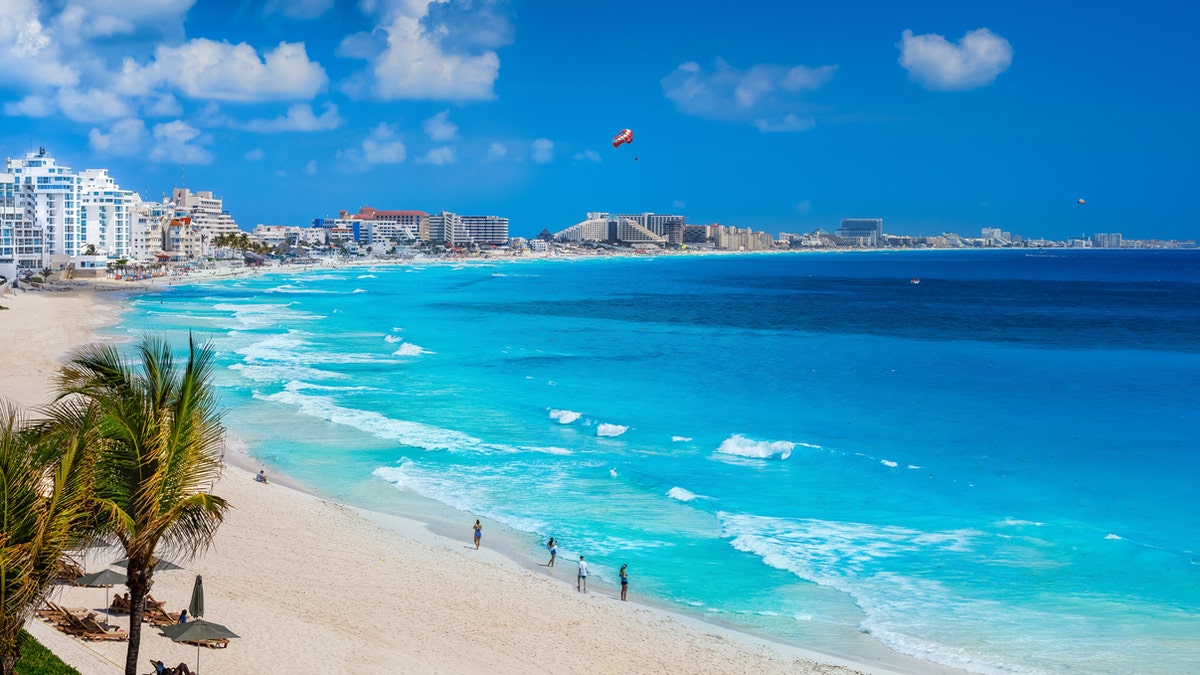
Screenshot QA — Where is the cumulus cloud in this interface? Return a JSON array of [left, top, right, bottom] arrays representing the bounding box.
[[243, 103, 342, 132], [417, 146, 456, 165], [146, 94, 182, 117], [4, 95, 56, 117], [304, 159, 318, 174], [0, 0, 79, 89], [116, 39, 328, 101], [51, 0, 195, 42], [531, 138, 554, 164], [264, 0, 334, 20], [338, 0, 511, 101], [148, 120, 213, 164], [339, 123, 407, 168], [897, 28, 1012, 91], [662, 58, 836, 132], [423, 109, 458, 141], [56, 88, 135, 122], [487, 141, 507, 160], [572, 149, 601, 163], [88, 118, 149, 156]]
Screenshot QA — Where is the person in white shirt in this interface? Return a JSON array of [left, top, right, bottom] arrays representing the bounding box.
[[577, 556, 588, 592]]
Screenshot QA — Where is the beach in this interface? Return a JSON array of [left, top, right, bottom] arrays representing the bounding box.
[[1, 281, 896, 674]]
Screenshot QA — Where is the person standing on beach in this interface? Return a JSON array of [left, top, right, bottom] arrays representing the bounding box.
[[546, 537, 557, 567], [619, 564, 628, 600], [577, 555, 588, 592], [473, 519, 482, 549]]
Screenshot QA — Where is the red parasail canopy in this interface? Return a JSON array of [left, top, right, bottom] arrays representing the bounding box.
[[612, 129, 633, 148]]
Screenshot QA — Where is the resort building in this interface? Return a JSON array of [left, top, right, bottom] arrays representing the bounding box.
[[837, 218, 883, 246], [79, 169, 139, 259], [430, 211, 470, 246], [554, 212, 666, 245], [172, 188, 240, 255], [5, 148, 83, 267], [129, 200, 175, 263], [462, 215, 509, 245]]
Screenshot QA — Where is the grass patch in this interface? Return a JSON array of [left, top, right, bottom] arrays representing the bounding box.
[[14, 631, 80, 675]]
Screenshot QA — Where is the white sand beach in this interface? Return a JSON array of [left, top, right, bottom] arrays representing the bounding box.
[[1, 282, 911, 675]]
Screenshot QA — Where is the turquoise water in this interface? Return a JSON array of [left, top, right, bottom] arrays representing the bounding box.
[[113, 250, 1200, 674]]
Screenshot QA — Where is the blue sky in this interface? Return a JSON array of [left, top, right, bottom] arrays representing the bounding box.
[[1, 0, 1197, 240]]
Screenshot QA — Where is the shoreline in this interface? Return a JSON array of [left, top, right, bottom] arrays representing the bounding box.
[[2, 265, 953, 674]]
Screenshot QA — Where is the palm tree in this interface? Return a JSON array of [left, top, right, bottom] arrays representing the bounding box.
[[0, 400, 94, 675], [56, 335, 229, 675]]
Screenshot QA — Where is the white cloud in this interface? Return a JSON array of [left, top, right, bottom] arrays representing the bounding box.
[[304, 159, 318, 175], [337, 123, 407, 167], [149, 120, 213, 164], [0, 0, 79, 89], [898, 28, 1012, 91], [117, 39, 328, 101], [146, 94, 183, 117], [423, 109, 458, 141], [572, 149, 601, 163], [56, 88, 134, 122], [794, 200, 812, 214], [4, 95, 56, 117], [673, 200, 686, 209], [487, 141, 507, 160], [88, 118, 149, 156], [531, 138, 554, 164], [243, 103, 342, 132], [52, 0, 195, 42], [338, 0, 509, 101], [662, 58, 836, 132], [245, 148, 265, 160], [264, 0, 334, 20], [417, 146, 456, 165]]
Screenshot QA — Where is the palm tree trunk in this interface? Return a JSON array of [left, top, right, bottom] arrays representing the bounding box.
[[124, 572, 151, 675], [0, 624, 25, 675]]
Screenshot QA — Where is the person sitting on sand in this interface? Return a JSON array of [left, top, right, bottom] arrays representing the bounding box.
[[256, 469, 268, 484], [178, 608, 188, 624], [546, 537, 557, 567]]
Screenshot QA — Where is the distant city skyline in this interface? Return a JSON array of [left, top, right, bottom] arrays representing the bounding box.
[[1, 1, 1197, 240]]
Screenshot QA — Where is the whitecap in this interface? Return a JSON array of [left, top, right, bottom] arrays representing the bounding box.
[[881, 459, 898, 468], [716, 434, 794, 460], [549, 409, 582, 424], [597, 423, 628, 437], [393, 343, 430, 357], [1105, 533, 1122, 540], [671, 435, 692, 443], [357, 274, 377, 279], [609, 468, 618, 478], [352, 288, 367, 294], [667, 487, 697, 502]]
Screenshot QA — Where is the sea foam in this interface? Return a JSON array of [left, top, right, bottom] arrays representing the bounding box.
[[717, 434, 794, 460], [597, 423, 628, 437], [549, 409, 582, 424]]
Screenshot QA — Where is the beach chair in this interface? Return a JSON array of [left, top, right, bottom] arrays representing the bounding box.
[[77, 614, 128, 641], [109, 595, 131, 614], [182, 637, 229, 649]]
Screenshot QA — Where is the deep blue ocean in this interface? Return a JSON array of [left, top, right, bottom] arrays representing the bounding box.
[[111, 250, 1199, 674]]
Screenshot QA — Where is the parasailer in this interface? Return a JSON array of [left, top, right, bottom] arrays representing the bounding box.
[[612, 128, 633, 148], [1077, 198, 1086, 205]]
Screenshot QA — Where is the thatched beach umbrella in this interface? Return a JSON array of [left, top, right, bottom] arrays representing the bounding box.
[[160, 618, 239, 672]]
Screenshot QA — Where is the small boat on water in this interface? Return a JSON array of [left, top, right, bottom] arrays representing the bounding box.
[[910, 278, 921, 284]]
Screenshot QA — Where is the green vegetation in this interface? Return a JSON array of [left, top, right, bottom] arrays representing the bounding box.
[[12, 633, 79, 675], [0, 334, 227, 675]]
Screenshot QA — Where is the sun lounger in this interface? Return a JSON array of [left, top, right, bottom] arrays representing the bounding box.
[[76, 614, 128, 641], [181, 637, 228, 649]]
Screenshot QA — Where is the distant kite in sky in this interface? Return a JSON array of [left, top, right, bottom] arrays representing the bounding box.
[[1078, 198, 1086, 205], [612, 128, 633, 148]]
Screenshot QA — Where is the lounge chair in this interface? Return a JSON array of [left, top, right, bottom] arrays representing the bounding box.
[[109, 595, 131, 614], [76, 614, 127, 641]]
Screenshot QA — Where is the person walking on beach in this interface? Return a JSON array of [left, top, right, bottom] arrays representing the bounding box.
[[473, 519, 482, 549], [546, 537, 557, 567], [577, 555, 588, 592], [619, 564, 629, 601]]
